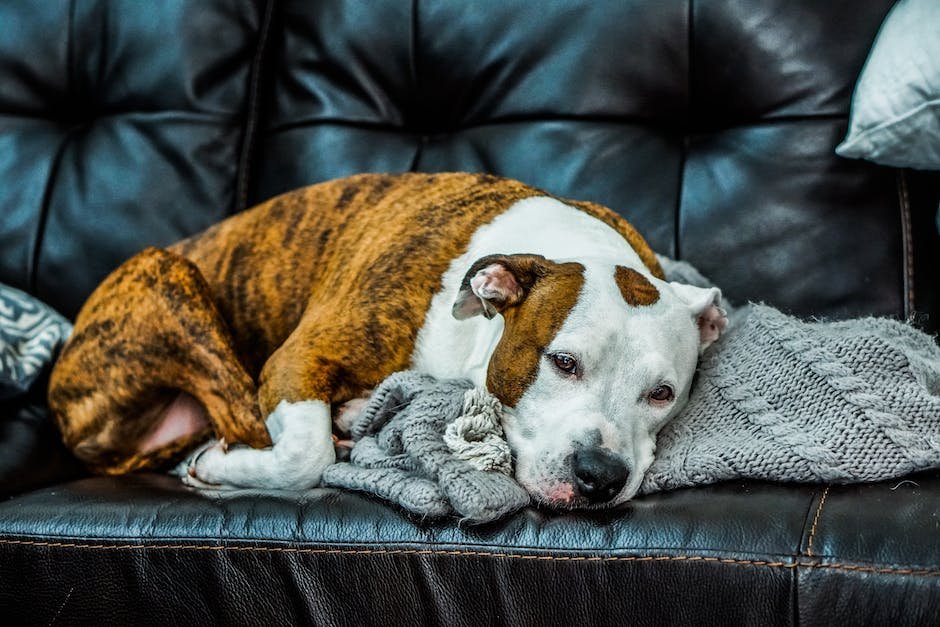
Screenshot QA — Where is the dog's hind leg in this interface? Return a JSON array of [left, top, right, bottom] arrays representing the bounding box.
[[181, 316, 348, 490], [182, 297, 399, 490], [48, 247, 272, 475]]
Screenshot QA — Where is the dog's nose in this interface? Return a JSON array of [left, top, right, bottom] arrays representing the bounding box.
[[571, 447, 629, 503]]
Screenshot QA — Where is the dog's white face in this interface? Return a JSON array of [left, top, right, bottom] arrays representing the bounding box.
[[453, 254, 725, 508]]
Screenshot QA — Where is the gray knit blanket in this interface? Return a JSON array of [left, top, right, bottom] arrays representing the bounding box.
[[643, 256, 940, 492], [321, 374, 529, 523], [323, 258, 940, 522]]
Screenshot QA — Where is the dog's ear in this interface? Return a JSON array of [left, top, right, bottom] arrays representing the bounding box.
[[452, 254, 549, 320], [669, 283, 727, 351]]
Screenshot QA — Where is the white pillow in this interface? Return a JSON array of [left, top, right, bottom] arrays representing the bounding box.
[[836, 0, 940, 170]]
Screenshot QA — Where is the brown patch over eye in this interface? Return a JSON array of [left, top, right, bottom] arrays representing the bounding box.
[[486, 262, 585, 407], [614, 266, 660, 307]]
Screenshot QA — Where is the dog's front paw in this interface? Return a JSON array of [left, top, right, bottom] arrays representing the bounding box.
[[181, 470, 224, 490], [179, 440, 237, 490], [176, 400, 335, 490]]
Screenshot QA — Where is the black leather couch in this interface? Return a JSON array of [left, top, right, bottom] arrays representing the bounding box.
[[2, 1, 939, 624]]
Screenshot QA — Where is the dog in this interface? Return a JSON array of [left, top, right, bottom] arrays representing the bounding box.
[[48, 172, 726, 508]]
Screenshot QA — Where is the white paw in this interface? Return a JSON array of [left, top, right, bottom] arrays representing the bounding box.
[[177, 400, 335, 490], [183, 440, 232, 489]]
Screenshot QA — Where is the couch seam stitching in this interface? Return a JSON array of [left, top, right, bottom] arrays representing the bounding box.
[[805, 485, 830, 557], [676, 0, 693, 260], [409, 0, 419, 104], [406, 0, 423, 167], [27, 130, 77, 293], [67, 0, 77, 101], [1, 539, 938, 577], [262, 112, 849, 137], [235, 0, 275, 212], [26, 0, 79, 293], [896, 170, 914, 319]]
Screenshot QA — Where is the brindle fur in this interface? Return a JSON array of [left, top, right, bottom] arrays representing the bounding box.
[[48, 172, 662, 475]]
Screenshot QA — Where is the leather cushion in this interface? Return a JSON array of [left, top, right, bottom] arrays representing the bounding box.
[[0, 0, 267, 319], [1, 472, 938, 625]]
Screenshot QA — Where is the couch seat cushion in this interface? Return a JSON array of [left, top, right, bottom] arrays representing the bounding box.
[[1, 472, 938, 625]]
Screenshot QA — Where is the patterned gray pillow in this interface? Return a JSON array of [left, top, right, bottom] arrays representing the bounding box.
[[0, 284, 72, 399]]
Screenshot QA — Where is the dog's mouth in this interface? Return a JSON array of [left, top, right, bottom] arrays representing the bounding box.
[[515, 476, 630, 510], [528, 481, 587, 509], [540, 481, 578, 507]]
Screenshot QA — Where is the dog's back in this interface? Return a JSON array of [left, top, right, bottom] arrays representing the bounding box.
[[168, 172, 542, 375], [48, 173, 543, 473]]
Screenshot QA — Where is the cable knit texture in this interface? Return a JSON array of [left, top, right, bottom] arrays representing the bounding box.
[[641, 303, 940, 492], [322, 257, 940, 518], [321, 371, 529, 523], [642, 256, 940, 492]]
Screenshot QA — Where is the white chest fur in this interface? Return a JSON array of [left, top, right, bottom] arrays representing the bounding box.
[[410, 196, 646, 384]]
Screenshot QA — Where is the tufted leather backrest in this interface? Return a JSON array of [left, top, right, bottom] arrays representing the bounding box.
[[0, 0, 267, 318], [1, 0, 937, 328]]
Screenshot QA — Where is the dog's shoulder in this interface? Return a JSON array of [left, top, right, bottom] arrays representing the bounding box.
[[558, 197, 664, 279]]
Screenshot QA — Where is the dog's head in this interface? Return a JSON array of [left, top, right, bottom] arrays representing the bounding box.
[[453, 253, 726, 508]]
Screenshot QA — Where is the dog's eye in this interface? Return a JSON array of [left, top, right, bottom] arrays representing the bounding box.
[[551, 352, 579, 376], [648, 384, 674, 404]]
